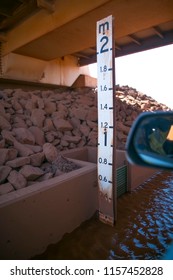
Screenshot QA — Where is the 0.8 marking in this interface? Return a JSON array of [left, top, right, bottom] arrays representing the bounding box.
[[98, 158, 113, 166], [98, 157, 108, 164]]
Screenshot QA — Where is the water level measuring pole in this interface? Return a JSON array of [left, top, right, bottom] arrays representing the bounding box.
[[97, 15, 117, 226]]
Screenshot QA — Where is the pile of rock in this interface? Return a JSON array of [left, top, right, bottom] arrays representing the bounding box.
[[0, 85, 171, 195], [115, 85, 171, 149]]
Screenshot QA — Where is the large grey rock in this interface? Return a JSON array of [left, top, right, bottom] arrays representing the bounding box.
[[14, 141, 34, 157], [43, 118, 55, 132], [31, 109, 46, 127], [29, 126, 45, 146], [29, 152, 45, 167], [6, 157, 30, 168], [24, 144, 42, 153], [53, 118, 73, 131], [13, 127, 35, 145], [20, 165, 44, 181], [8, 170, 27, 189], [43, 143, 58, 163], [62, 135, 81, 144]]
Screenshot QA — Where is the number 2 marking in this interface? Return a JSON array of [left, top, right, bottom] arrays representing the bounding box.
[[100, 36, 109, 53]]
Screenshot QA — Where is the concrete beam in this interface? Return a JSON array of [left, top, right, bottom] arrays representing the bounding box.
[[2, 0, 110, 56], [12, 0, 173, 61], [2, 0, 173, 61], [79, 30, 173, 66]]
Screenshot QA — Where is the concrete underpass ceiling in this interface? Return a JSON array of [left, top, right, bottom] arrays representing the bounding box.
[[0, 0, 173, 66]]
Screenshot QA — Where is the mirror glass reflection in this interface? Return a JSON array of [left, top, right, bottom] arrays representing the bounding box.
[[134, 115, 173, 167]]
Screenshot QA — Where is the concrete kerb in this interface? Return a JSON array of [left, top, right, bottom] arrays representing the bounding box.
[[0, 158, 97, 259]]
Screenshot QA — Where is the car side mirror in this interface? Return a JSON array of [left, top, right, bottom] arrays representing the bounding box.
[[126, 111, 173, 169]]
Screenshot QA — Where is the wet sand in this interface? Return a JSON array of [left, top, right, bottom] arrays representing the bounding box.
[[34, 170, 173, 260]]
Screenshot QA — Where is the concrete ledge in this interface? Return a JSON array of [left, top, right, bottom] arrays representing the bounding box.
[[60, 146, 97, 163], [0, 159, 97, 260]]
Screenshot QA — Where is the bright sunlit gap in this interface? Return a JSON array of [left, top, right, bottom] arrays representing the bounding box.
[[89, 44, 173, 109]]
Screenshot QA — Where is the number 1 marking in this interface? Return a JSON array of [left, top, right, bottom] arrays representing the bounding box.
[[104, 129, 107, 146]]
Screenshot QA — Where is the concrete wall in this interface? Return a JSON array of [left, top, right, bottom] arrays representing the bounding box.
[[128, 164, 159, 192], [1, 53, 90, 86], [0, 159, 97, 260], [115, 149, 158, 192], [0, 147, 159, 259]]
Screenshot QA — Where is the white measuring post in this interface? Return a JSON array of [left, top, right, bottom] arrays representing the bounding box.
[[97, 15, 116, 226]]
